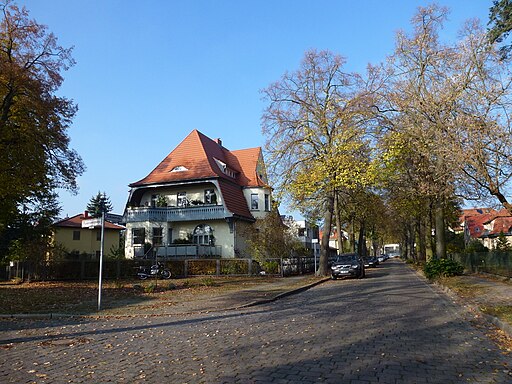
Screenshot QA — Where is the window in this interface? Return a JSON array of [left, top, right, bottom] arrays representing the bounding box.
[[264, 194, 270, 211], [251, 194, 259, 210], [171, 165, 188, 172], [298, 228, 306, 237], [204, 189, 217, 204], [152, 227, 163, 246], [167, 228, 173, 245], [193, 224, 214, 245], [132, 228, 145, 245], [73, 230, 80, 240], [151, 194, 158, 208], [177, 192, 187, 207]]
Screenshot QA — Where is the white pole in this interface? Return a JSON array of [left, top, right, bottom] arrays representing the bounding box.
[[98, 210, 105, 311]]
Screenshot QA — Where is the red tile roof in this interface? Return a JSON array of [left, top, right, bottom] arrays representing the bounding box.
[[130, 130, 266, 188], [128, 130, 268, 220], [488, 216, 512, 236], [53, 213, 125, 230], [461, 208, 512, 238]]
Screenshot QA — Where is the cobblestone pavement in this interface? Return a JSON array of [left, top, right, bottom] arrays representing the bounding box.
[[1, 261, 511, 383]]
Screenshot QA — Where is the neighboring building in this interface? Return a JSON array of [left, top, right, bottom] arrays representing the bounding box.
[[461, 208, 512, 249], [52, 211, 125, 258], [282, 216, 320, 257], [123, 129, 272, 259]]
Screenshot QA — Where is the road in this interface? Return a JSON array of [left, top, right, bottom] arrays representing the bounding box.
[[1, 260, 511, 383]]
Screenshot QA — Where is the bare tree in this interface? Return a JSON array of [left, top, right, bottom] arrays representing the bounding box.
[[261, 49, 375, 275]]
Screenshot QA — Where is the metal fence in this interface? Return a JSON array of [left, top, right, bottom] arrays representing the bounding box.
[[1, 256, 317, 281], [449, 251, 512, 278]]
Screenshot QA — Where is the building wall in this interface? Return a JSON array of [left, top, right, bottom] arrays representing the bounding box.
[[243, 187, 272, 219], [54, 227, 121, 256], [124, 219, 237, 258]]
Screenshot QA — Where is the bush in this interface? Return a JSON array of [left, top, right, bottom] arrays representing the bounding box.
[[423, 258, 464, 280], [262, 260, 280, 274]]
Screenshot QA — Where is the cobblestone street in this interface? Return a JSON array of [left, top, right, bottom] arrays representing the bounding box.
[[1, 261, 511, 383]]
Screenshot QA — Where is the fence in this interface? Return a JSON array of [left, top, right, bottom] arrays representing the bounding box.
[[1, 256, 317, 281], [449, 251, 512, 278]]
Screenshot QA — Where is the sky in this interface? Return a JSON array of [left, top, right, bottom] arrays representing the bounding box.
[[14, 0, 493, 218]]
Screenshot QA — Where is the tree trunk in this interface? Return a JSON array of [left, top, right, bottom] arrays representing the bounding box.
[[357, 220, 367, 257], [318, 193, 334, 276], [334, 192, 343, 253], [434, 201, 446, 259], [416, 216, 426, 263]]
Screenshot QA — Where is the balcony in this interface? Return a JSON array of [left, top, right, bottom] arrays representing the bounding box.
[[124, 205, 229, 223]]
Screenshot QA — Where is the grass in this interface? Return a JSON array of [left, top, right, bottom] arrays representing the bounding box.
[[0, 276, 307, 315], [436, 276, 488, 299], [481, 305, 512, 325]]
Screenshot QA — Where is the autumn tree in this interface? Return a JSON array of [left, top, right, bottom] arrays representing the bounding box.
[[380, 5, 472, 259], [262, 49, 376, 276], [0, 1, 84, 261], [245, 210, 303, 268]]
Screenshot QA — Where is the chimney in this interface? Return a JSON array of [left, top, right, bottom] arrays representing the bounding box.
[[214, 138, 222, 146], [84, 210, 89, 219]]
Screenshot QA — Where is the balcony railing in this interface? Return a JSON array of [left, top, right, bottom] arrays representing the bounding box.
[[134, 244, 222, 258], [124, 205, 229, 223]]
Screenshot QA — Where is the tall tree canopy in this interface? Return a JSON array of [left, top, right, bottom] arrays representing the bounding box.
[[261, 49, 376, 275], [0, 1, 84, 260]]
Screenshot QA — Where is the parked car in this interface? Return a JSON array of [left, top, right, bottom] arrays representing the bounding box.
[[364, 256, 379, 268], [330, 253, 365, 279], [377, 254, 388, 263]]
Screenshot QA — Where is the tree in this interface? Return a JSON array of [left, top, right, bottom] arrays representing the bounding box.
[[245, 210, 302, 266], [261, 49, 376, 276], [87, 191, 113, 217], [488, 0, 512, 58], [495, 231, 512, 251], [381, 5, 472, 259], [0, 1, 84, 259]]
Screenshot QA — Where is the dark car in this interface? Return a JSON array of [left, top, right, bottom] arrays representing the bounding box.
[[330, 253, 365, 279], [363, 256, 379, 268]]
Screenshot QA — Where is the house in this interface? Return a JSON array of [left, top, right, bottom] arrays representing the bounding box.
[[123, 129, 272, 259], [52, 211, 125, 258], [461, 208, 512, 249]]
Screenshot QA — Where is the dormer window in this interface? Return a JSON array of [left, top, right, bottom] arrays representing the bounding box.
[[214, 158, 236, 178], [171, 166, 188, 172]]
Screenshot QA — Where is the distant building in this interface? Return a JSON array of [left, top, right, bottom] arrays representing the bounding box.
[[52, 211, 125, 258], [282, 217, 320, 257], [460, 207, 512, 249]]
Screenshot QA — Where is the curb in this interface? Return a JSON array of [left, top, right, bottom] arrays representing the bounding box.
[[229, 277, 331, 309]]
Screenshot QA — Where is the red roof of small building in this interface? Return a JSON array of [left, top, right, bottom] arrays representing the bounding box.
[[53, 213, 125, 230]]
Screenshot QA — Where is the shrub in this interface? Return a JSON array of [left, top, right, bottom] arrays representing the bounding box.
[[262, 260, 280, 274], [144, 282, 157, 293], [201, 277, 217, 287], [423, 258, 464, 280]]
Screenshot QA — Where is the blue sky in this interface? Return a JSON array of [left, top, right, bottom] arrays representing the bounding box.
[[15, 0, 492, 217]]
